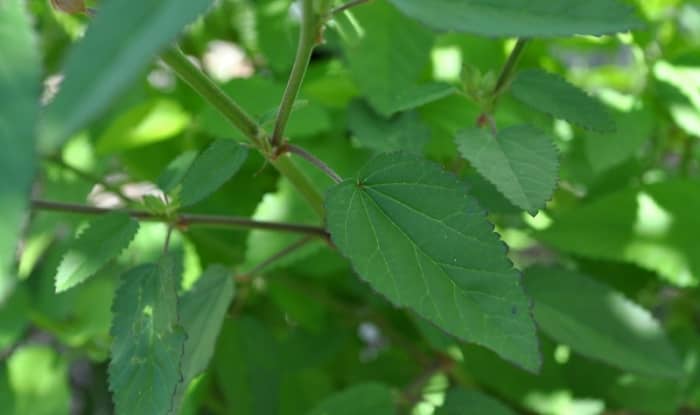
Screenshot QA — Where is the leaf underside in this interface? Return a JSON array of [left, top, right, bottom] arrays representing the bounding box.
[[325, 152, 540, 371]]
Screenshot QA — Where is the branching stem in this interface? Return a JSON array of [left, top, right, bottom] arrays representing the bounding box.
[[285, 144, 342, 183], [330, 0, 372, 15]]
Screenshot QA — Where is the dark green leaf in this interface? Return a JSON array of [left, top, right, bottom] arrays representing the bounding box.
[[38, 0, 214, 152], [109, 257, 186, 415], [325, 153, 540, 371], [347, 101, 430, 154], [387, 0, 642, 37], [435, 389, 517, 415], [455, 126, 559, 215], [524, 266, 683, 378], [0, 0, 41, 299], [511, 69, 615, 132], [180, 140, 249, 207], [55, 213, 139, 293], [307, 383, 396, 415]]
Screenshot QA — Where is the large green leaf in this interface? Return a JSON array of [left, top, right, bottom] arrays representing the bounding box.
[[109, 257, 186, 415], [340, 1, 452, 116], [325, 153, 540, 371], [307, 383, 396, 415], [0, 0, 40, 300], [54, 212, 140, 293], [455, 126, 559, 215], [435, 389, 517, 415], [511, 69, 615, 132], [523, 266, 683, 378], [347, 101, 430, 154], [387, 0, 642, 37], [180, 140, 249, 207], [537, 180, 700, 286], [38, 0, 214, 153]]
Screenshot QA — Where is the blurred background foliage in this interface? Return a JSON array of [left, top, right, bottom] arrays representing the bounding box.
[[2, 0, 700, 414]]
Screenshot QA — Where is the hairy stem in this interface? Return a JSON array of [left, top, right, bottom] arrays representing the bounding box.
[[492, 38, 528, 99], [271, 0, 318, 147], [270, 155, 326, 217], [286, 144, 342, 183], [330, 0, 372, 15], [47, 157, 130, 203], [31, 199, 329, 238]]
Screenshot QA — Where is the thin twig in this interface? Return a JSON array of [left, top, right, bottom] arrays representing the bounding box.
[[271, 0, 318, 147], [162, 225, 173, 255], [492, 38, 528, 98], [400, 356, 455, 413], [31, 199, 329, 238], [285, 144, 343, 183], [239, 235, 315, 280], [331, 0, 372, 15], [46, 157, 130, 203]]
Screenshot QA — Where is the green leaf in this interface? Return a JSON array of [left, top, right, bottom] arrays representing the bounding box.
[[536, 180, 700, 286], [0, 0, 41, 299], [171, 265, 234, 414], [325, 152, 540, 371], [7, 346, 71, 415], [387, 0, 642, 38], [341, 1, 448, 116], [38, 0, 214, 153], [455, 126, 559, 215], [347, 101, 430, 154], [180, 140, 249, 207], [307, 383, 396, 415], [109, 257, 186, 415], [435, 389, 517, 415], [523, 266, 683, 378], [511, 69, 615, 132], [158, 151, 198, 193], [95, 99, 191, 154], [54, 213, 139, 293]]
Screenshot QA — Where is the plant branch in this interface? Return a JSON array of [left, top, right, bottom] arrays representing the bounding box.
[[31, 199, 329, 238], [271, 0, 318, 147], [46, 157, 130, 203], [330, 0, 372, 15], [240, 235, 315, 280], [285, 144, 342, 183], [492, 38, 528, 99], [160, 47, 263, 148], [400, 356, 455, 413]]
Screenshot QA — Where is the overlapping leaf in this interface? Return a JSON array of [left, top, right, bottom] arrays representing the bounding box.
[[388, 0, 642, 37], [55, 212, 139, 293], [347, 101, 430, 154], [511, 69, 615, 132], [39, 0, 215, 152], [109, 257, 186, 415], [0, 0, 41, 299], [307, 383, 395, 415], [455, 126, 559, 215], [435, 389, 517, 415], [325, 153, 540, 371], [524, 266, 683, 378]]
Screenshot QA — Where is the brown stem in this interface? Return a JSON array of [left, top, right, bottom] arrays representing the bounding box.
[[285, 143, 343, 183]]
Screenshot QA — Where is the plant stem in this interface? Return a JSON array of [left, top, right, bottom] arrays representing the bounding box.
[[241, 235, 315, 279], [160, 47, 263, 148], [330, 0, 372, 15], [31, 199, 329, 238], [400, 356, 455, 413], [46, 157, 130, 203], [492, 38, 528, 99], [285, 144, 342, 183], [271, 0, 318, 147], [270, 155, 326, 217]]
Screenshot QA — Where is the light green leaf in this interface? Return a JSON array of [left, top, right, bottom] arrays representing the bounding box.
[[0, 0, 41, 300], [435, 389, 517, 415], [347, 101, 430, 154], [38, 0, 214, 153], [537, 180, 700, 286], [158, 150, 198, 193], [325, 153, 540, 371], [341, 1, 447, 116], [95, 99, 191, 154], [171, 265, 234, 414], [307, 383, 396, 415], [55, 212, 139, 293], [511, 69, 615, 132], [455, 126, 559, 215], [180, 140, 249, 207], [523, 266, 683, 378], [7, 346, 71, 415], [109, 257, 186, 415], [387, 0, 642, 37]]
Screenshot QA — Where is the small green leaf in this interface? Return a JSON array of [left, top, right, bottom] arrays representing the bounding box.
[[55, 213, 139, 293], [0, 0, 41, 299], [524, 266, 683, 378], [158, 151, 198, 193], [307, 383, 396, 415], [387, 0, 642, 37], [347, 101, 430, 154], [109, 256, 186, 415], [38, 0, 214, 153], [180, 140, 249, 207], [511, 69, 615, 132], [435, 389, 517, 415], [325, 153, 540, 371], [456, 126, 559, 215]]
